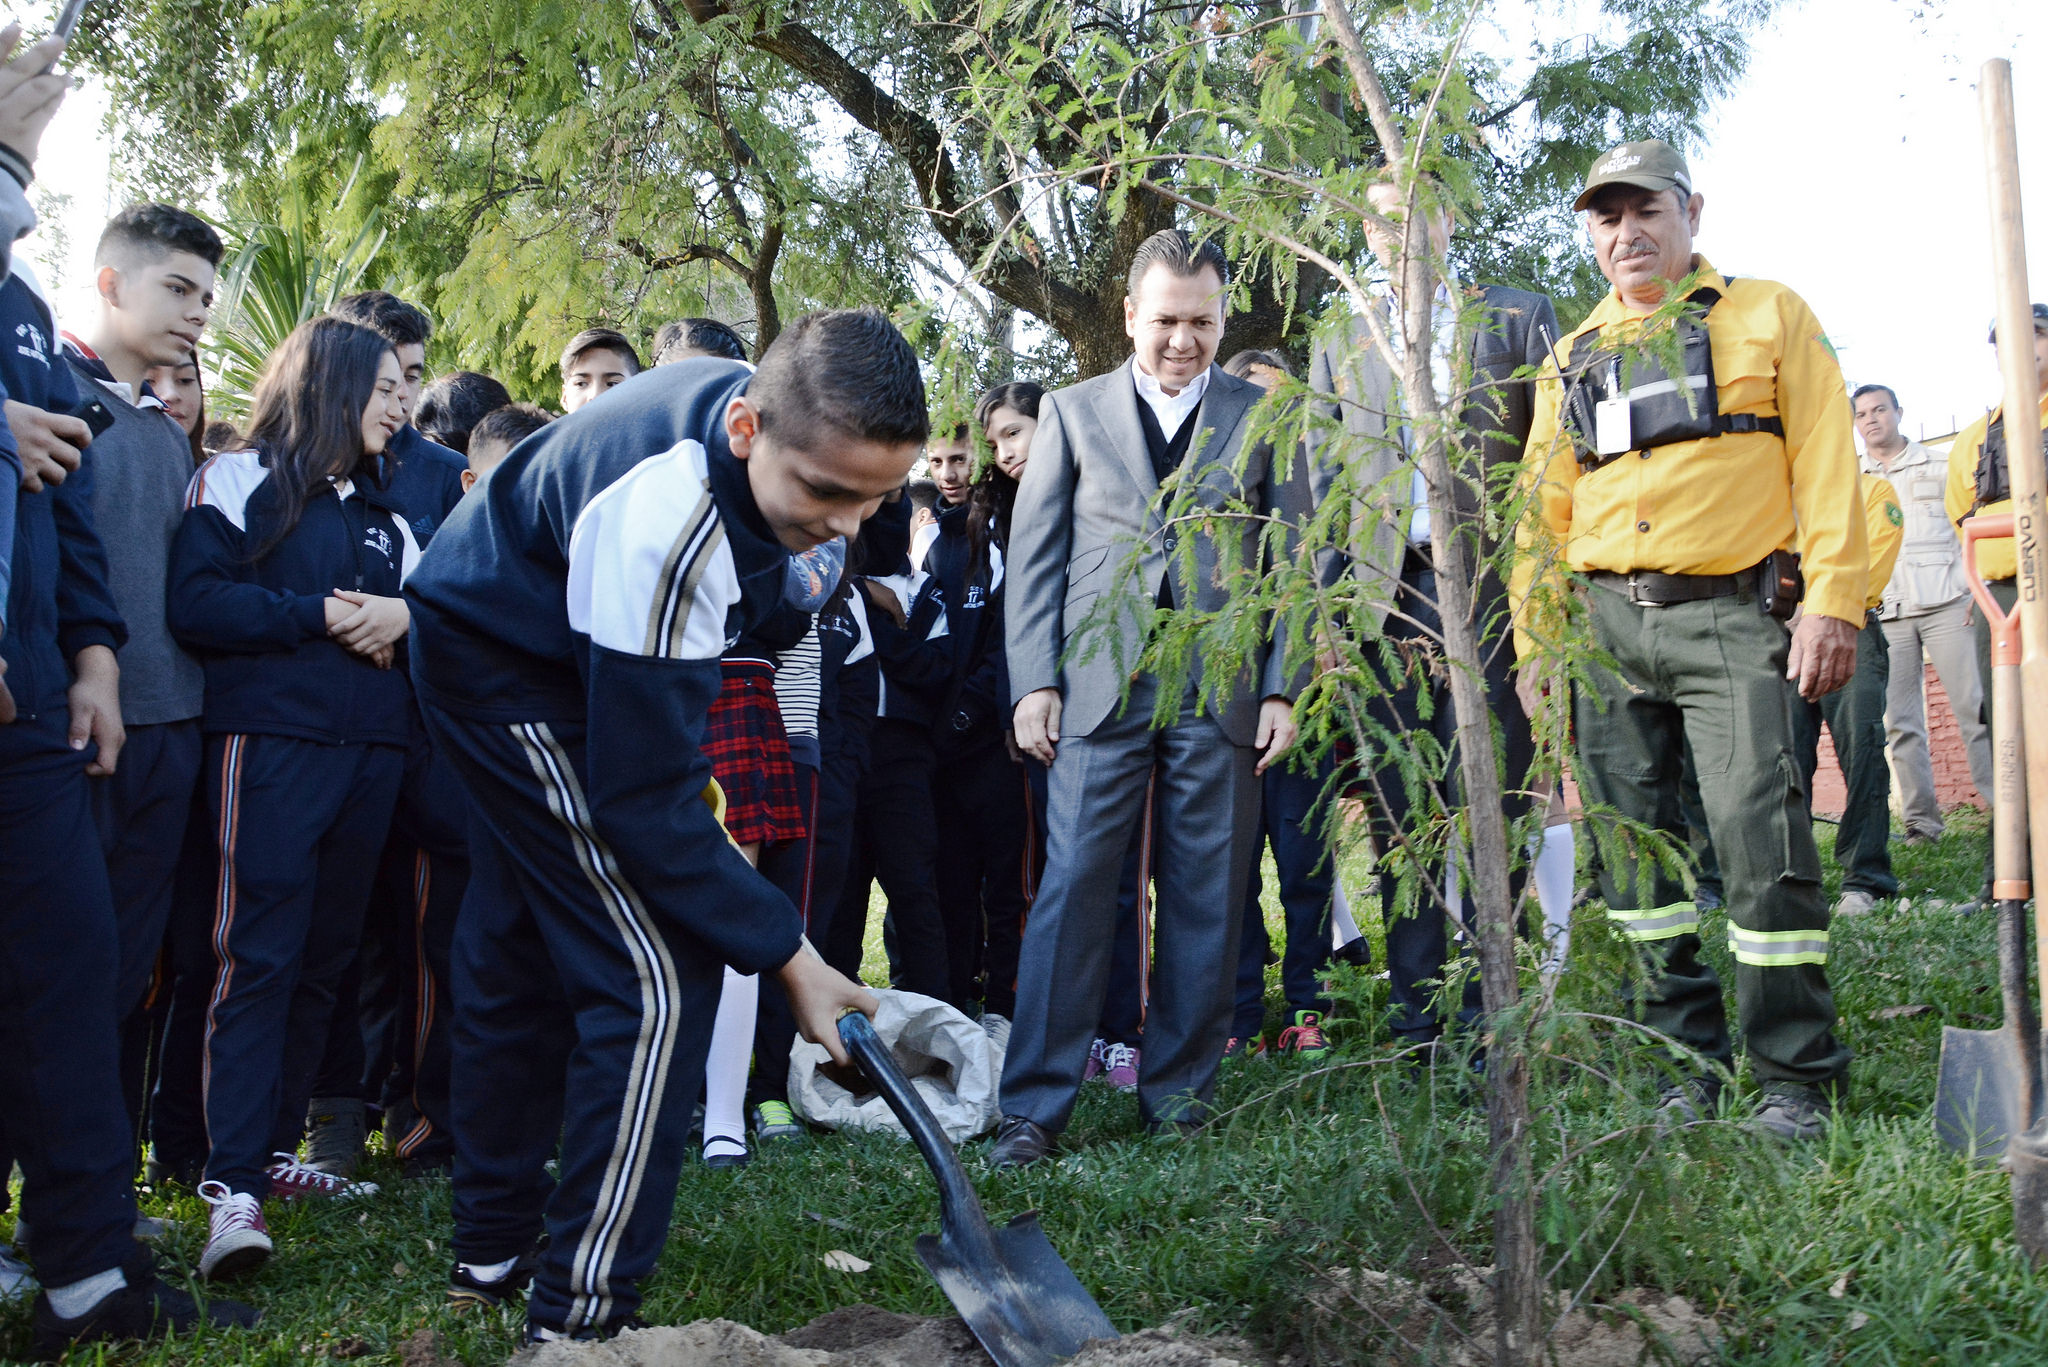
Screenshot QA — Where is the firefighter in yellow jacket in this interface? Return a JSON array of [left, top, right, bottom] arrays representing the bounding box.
[[1943, 302, 2048, 715], [1512, 139, 1868, 1141]]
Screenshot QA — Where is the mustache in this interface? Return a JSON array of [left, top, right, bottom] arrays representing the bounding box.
[[1613, 242, 1659, 262]]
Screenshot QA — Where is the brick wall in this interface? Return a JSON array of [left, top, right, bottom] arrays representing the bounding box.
[[1807, 662, 1985, 818]]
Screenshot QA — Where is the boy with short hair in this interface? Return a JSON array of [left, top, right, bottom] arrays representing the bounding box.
[[416, 371, 513, 455], [407, 310, 915, 1342], [462, 403, 552, 492], [652, 317, 747, 366], [61, 202, 223, 1141], [558, 328, 642, 413]]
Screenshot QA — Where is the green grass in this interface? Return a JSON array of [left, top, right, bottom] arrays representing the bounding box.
[[8, 810, 2046, 1364]]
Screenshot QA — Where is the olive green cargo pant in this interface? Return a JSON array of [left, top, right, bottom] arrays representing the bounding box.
[[1575, 584, 1851, 1089]]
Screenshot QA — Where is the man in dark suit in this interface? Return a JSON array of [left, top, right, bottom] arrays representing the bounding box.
[[1308, 181, 1557, 1052], [994, 229, 1308, 1165]]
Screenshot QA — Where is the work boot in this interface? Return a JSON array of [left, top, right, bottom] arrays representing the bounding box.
[[303, 1097, 367, 1179], [1833, 889, 1879, 918], [1745, 1084, 1833, 1143], [1654, 1075, 1724, 1130]]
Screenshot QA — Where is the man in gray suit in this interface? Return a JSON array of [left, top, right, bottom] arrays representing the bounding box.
[[1309, 181, 1556, 1051], [994, 229, 1307, 1166]]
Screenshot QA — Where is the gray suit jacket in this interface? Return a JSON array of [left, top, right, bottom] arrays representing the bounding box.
[[1005, 358, 1307, 747], [1308, 283, 1558, 628]]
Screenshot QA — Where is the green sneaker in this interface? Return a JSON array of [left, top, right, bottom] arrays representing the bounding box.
[[1275, 1010, 1331, 1061], [751, 1100, 805, 1144]]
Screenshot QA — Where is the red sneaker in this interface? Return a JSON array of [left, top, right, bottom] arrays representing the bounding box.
[[1082, 1036, 1107, 1082], [265, 1153, 379, 1202], [1101, 1042, 1140, 1092]]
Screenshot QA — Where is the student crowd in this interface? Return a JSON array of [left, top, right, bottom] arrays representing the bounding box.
[[2, 21, 2045, 1360]]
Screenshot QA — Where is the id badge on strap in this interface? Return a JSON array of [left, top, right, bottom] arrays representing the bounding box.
[[1595, 396, 1633, 456]]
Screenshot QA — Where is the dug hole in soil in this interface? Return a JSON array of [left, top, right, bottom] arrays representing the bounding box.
[[507, 1303, 1267, 1367], [504, 1268, 1723, 1367]]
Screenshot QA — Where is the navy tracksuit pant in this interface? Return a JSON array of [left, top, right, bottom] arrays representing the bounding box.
[[313, 708, 467, 1165], [201, 733, 403, 1196], [422, 705, 723, 1332], [88, 718, 202, 1143], [824, 718, 950, 998], [0, 717, 139, 1287], [931, 738, 1031, 1017], [1233, 758, 1337, 1039], [148, 787, 219, 1183]]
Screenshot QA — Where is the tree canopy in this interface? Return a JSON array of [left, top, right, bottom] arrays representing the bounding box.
[[74, 0, 1779, 396]]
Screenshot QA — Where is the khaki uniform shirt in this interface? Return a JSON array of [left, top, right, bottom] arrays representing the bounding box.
[[1864, 440, 1965, 617]]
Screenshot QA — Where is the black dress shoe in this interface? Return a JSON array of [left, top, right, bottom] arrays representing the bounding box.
[[989, 1115, 1055, 1169]]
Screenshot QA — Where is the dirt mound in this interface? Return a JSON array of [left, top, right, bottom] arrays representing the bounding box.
[[510, 1308, 1260, 1367], [1308, 1265, 1723, 1367]]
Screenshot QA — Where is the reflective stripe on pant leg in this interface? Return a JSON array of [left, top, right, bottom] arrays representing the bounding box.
[[514, 723, 683, 1332], [1727, 925, 1829, 966], [1605, 901, 1700, 941]]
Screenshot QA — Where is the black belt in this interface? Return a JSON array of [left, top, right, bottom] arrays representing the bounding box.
[[1588, 569, 1741, 606]]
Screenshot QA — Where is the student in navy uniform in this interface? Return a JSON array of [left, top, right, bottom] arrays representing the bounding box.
[[1220, 350, 1339, 1062], [0, 26, 259, 1347], [405, 311, 910, 1343], [306, 291, 472, 1177], [822, 491, 955, 1001], [169, 317, 417, 1280], [928, 403, 1031, 1036], [62, 203, 224, 1147]]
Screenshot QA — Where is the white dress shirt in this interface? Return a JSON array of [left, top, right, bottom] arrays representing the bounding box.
[[1133, 360, 1209, 443]]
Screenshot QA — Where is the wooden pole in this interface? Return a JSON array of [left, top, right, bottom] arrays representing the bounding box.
[[1980, 57, 2048, 1088]]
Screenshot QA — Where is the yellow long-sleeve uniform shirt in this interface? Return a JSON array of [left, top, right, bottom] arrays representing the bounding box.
[[1512, 257, 1868, 653], [1943, 390, 2048, 584], [1859, 474, 1902, 611]]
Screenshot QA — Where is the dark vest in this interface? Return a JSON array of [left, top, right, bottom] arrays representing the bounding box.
[[1137, 391, 1201, 485], [1136, 389, 1201, 607]]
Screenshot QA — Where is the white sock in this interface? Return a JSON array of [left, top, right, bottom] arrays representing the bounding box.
[[460, 1256, 519, 1283], [1532, 822, 1576, 968], [1330, 874, 1364, 950], [44, 1265, 126, 1320], [702, 967, 758, 1150]]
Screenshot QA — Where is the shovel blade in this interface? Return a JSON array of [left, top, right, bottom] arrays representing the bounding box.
[[1936, 1024, 2034, 1159], [916, 1213, 1118, 1367]]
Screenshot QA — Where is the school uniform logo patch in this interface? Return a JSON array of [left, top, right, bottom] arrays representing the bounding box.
[[364, 525, 395, 564], [14, 320, 48, 367]]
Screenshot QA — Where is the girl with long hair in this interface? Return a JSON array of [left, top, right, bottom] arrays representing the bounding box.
[[144, 349, 208, 464], [166, 316, 415, 1281]]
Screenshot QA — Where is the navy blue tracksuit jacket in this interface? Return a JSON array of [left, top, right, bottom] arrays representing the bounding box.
[[167, 448, 420, 1197], [0, 269, 144, 1288], [403, 359, 807, 1333]]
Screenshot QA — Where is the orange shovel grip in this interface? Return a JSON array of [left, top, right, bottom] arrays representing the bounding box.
[[1963, 513, 2021, 667]]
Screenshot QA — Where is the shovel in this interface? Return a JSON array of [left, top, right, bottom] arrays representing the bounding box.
[[836, 1010, 1118, 1367], [1977, 59, 2048, 1258], [1934, 513, 2040, 1160]]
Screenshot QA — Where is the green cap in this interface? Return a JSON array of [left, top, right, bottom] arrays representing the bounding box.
[[1572, 139, 1694, 211]]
